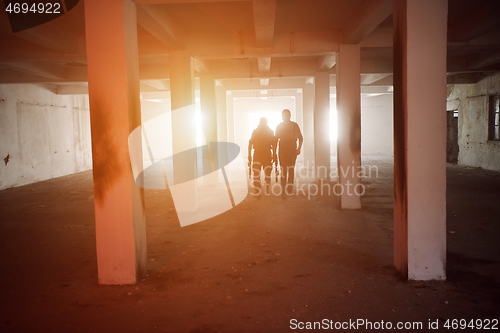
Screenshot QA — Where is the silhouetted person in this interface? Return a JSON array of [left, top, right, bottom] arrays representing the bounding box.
[[248, 117, 275, 197], [275, 109, 303, 197]]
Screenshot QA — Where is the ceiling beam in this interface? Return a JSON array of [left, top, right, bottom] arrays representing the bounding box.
[[0, 65, 87, 84], [360, 73, 391, 85], [232, 89, 299, 97], [136, 4, 184, 49], [0, 33, 85, 62], [140, 81, 164, 92], [0, 57, 396, 84], [252, 0, 277, 48], [141, 79, 170, 90], [2, 62, 67, 80], [342, 0, 392, 44], [193, 58, 211, 75], [0, 69, 67, 84], [257, 57, 271, 72], [446, 72, 489, 84], [365, 74, 393, 86], [56, 84, 88, 95], [360, 86, 393, 94], [447, 56, 500, 73], [0, 30, 342, 62], [14, 27, 80, 53], [220, 77, 308, 90], [210, 59, 319, 79], [466, 49, 500, 70], [188, 31, 340, 59], [317, 54, 337, 71], [448, 3, 500, 43]]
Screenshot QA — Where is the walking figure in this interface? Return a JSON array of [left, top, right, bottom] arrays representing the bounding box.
[[275, 109, 303, 197], [248, 117, 275, 197]]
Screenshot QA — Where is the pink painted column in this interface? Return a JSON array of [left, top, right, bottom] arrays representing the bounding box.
[[200, 74, 218, 182], [200, 74, 218, 145], [215, 83, 228, 143], [302, 82, 315, 173], [336, 44, 362, 209], [215, 83, 229, 164], [84, 0, 146, 284], [169, 50, 198, 212], [314, 72, 330, 180], [393, 0, 447, 280], [295, 90, 304, 167], [226, 92, 235, 143]]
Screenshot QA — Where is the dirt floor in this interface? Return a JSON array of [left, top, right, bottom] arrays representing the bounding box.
[[0, 156, 499, 332]]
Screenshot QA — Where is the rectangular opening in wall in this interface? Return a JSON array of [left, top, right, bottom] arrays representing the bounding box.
[[489, 95, 500, 141]]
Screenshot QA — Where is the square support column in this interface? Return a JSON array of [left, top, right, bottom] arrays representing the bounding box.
[[215, 83, 228, 143], [295, 90, 304, 167], [224, 92, 236, 165], [84, 0, 146, 284], [303, 82, 315, 172], [169, 50, 198, 212], [226, 92, 235, 144], [336, 44, 362, 209], [200, 74, 218, 181], [215, 83, 229, 166], [393, 0, 447, 280], [314, 72, 330, 180], [200, 74, 218, 145]]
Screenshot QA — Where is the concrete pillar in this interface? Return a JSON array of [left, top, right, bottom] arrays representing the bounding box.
[[314, 72, 330, 180], [393, 0, 447, 280], [302, 82, 315, 173], [226, 92, 235, 143], [216, 83, 228, 143], [84, 0, 146, 284], [200, 74, 218, 176], [200, 74, 217, 145], [336, 44, 362, 209], [169, 50, 197, 211], [295, 90, 304, 166], [215, 83, 229, 167]]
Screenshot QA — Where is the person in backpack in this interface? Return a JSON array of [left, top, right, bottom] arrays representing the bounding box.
[[248, 117, 276, 197]]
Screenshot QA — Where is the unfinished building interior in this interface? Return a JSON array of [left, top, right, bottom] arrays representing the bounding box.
[[1, 0, 499, 331]]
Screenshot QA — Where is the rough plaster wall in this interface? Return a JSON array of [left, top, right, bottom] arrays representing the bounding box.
[[0, 84, 91, 190], [448, 73, 500, 171], [361, 93, 394, 155]]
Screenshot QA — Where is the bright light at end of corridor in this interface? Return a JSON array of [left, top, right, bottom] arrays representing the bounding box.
[[248, 111, 282, 137], [330, 106, 337, 142]]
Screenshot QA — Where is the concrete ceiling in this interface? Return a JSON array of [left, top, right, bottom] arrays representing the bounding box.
[[0, 0, 499, 95]]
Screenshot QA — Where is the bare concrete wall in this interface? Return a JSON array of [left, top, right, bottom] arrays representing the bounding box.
[[0, 84, 91, 190], [448, 73, 500, 171], [361, 93, 394, 155]]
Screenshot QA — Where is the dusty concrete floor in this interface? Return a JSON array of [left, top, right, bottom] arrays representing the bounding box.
[[0, 156, 499, 332]]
